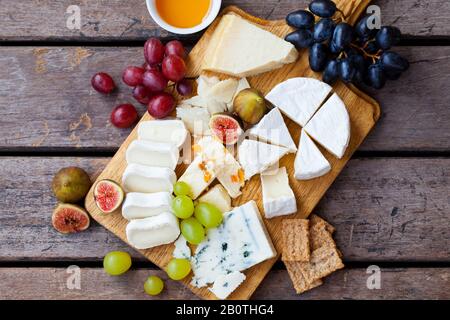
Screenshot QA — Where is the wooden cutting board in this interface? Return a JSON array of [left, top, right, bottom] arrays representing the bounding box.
[[85, 1, 379, 300]]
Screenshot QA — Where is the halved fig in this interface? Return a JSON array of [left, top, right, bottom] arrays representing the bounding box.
[[209, 112, 243, 145], [52, 203, 90, 234], [93, 179, 124, 213]]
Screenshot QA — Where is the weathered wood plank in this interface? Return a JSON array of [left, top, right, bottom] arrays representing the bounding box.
[[0, 46, 449, 151], [0, 267, 448, 299], [0, 157, 448, 262], [1, 0, 449, 41]]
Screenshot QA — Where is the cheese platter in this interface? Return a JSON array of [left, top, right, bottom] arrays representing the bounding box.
[[85, 2, 381, 300]]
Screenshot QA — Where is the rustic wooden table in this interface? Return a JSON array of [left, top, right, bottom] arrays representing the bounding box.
[[0, 0, 449, 300]]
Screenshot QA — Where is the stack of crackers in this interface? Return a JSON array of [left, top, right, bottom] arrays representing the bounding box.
[[281, 214, 344, 294]]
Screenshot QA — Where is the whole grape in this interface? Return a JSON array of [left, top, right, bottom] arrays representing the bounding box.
[[376, 26, 401, 50], [176, 79, 193, 96], [338, 58, 356, 83], [309, 43, 329, 72], [380, 51, 409, 73], [355, 16, 377, 41], [286, 10, 315, 29], [147, 92, 175, 119], [285, 29, 314, 49], [322, 59, 339, 84], [349, 54, 367, 83], [367, 63, 386, 89], [309, 0, 337, 18], [91, 72, 116, 94], [110, 104, 138, 128], [165, 40, 186, 58], [331, 23, 354, 53], [313, 18, 335, 43], [144, 38, 165, 65]]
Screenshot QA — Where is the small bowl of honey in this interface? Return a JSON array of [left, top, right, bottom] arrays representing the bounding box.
[[146, 0, 222, 35]]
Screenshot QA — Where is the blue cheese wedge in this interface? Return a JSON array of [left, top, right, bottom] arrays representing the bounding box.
[[303, 93, 350, 159], [266, 78, 332, 127], [122, 164, 176, 193], [247, 107, 297, 152], [190, 200, 276, 288], [295, 130, 331, 180], [126, 140, 179, 170], [260, 167, 297, 218], [125, 212, 180, 250], [122, 192, 173, 220], [209, 271, 246, 300], [238, 139, 290, 180], [137, 120, 188, 149], [173, 234, 191, 259]]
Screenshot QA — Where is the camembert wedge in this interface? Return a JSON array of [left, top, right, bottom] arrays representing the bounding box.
[[295, 130, 331, 180], [303, 93, 350, 159], [203, 14, 298, 77], [261, 167, 297, 218]]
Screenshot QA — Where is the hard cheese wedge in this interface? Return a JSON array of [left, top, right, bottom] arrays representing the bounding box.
[[125, 140, 179, 170], [125, 212, 180, 250], [238, 139, 290, 180], [137, 120, 188, 149], [203, 14, 298, 77], [266, 78, 332, 127], [247, 107, 297, 152], [198, 184, 232, 213], [122, 164, 176, 193], [209, 271, 246, 300], [303, 93, 350, 159], [122, 192, 173, 220], [294, 130, 331, 180], [191, 200, 276, 288], [260, 167, 297, 219]]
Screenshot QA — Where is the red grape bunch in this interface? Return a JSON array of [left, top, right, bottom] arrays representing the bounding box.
[[284, 0, 409, 89]]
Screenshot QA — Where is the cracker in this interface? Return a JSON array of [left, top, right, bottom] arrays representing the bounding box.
[[284, 260, 323, 294], [310, 214, 335, 234], [299, 245, 344, 284], [309, 220, 336, 251], [281, 219, 310, 262]]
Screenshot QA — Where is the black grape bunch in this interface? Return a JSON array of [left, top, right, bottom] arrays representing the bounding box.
[[284, 0, 410, 89]]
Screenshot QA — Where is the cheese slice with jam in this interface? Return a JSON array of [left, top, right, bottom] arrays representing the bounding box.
[[261, 167, 297, 218], [238, 139, 290, 180], [204, 14, 298, 77], [295, 130, 331, 180], [303, 93, 350, 159], [247, 107, 297, 152], [265, 77, 332, 127]]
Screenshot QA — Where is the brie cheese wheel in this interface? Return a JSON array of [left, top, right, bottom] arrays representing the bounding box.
[[126, 212, 180, 250], [126, 140, 179, 170], [266, 77, 332, 127], [196, 137, 245, 198], [137, 120, 188, 149], [176, 105, 211, 136], [122, 164, 176, 193], [178, 155, 216, 199], [122, 192, 173, 220], [191, 201, 276, 287], [198, 184, 232, 213], [303, 93, 350, 159], [204, 14, 298, 77], [173, 234, 191, 259], [238, 139, 290, 180], [209, 271, 246, 300], [295, 130, 331, 180], [247, 107, 297, 152], [260, 167, 297, 219]]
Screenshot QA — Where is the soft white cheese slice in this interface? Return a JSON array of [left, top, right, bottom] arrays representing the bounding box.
[[173, 234, 191, 259], [238, 139, 290, 180], [260, 167, 297, 219], [122, 192, 173, 220], [295, 130, 331, 180], [176, 104, 211, 136], [137, 120, 188, 149], [247, 107, 297, 152], [198, 184, 232, 213], [191, 200, 276, 287], [205, 99, 228, 115], [126, 212, 179, 250], [265, 77, 332, 127], [204, 14, 298, 77], [197, 75, 220, 97], [126, 140, 179, 170], [178, 155, 216, 199], [209, 271, 246, 300], [122, 164, 176, 193], [303, 93, 350, 159], [196, 137, 245, 198], [182, 95, 205, 107], [206, 78, 239, 104]]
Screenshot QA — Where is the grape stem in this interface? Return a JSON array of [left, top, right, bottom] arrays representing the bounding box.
[[350, 43, 381, 62]]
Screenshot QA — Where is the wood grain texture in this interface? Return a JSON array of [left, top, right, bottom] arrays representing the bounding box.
[[84, 4, 379, 300], [1, 157, 448, 262], [1, 0, 449, 41], [0, 267, 448, 300], [1, 46, 448, 152]]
